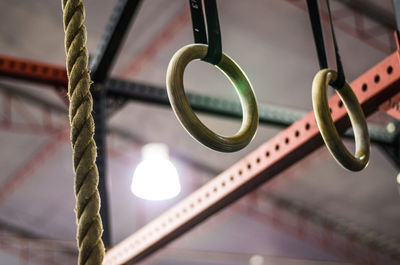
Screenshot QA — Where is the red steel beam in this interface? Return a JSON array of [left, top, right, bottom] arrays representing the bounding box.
[[0, 55, 67, 87], [0, 54, 399, 264], [240, 193, 399, 265], [0, 119, 62, 135], [0, 127, 68, 204], [1, 53, 398, 120], [119, 4, 190, 79], [103, 49, 400, 264], [283, 0, 392, 54], [379, 91, 400, 120], [0, 40, 399, 265], [0, 228, 76, 265], [11, 97, 41, 131], [0, 45, 398, 265], [2, 49, 399, 123], [0, 92, 62, 135], [1, 92, 11, 123], [0, 6, 189, 92]]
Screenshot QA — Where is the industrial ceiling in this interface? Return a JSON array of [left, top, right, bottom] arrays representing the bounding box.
[[0, 0, 399, 264]]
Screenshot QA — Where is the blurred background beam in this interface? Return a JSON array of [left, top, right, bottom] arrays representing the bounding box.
[[89, 0, 143, 247]]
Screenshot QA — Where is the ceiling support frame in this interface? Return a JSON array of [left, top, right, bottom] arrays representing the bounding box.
[[1, 50, 400, 264], [0, 55, 395, 144], [87, 0, 143, 247], [102, 48, 400, 264], [0, 8, 399, 264]]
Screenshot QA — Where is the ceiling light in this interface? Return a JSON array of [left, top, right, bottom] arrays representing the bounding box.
[[131, 143, 181, 200], [249, 255, 264, 265]]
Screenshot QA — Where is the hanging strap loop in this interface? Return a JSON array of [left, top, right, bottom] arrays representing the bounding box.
[[307, 0, 370, 171], [167, 2, 258, 152], [393, 0, 400, 34], [189, 0, 222, 65], [306, 0, 345, 89]]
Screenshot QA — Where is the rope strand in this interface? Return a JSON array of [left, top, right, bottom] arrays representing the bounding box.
[[61, 0, 105, 264]]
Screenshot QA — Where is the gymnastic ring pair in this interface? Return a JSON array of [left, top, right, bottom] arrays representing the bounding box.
[[166, 44, 369, 171]]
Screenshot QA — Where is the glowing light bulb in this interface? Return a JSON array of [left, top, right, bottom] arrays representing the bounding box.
[[249, 255, 264, 265], [131, 143, 181, 200]]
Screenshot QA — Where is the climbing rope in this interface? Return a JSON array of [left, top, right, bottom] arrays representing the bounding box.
[[61, 0, 105, 264]]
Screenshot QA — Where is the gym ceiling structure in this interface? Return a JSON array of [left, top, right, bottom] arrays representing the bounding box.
[[0, 0, 400, 264]]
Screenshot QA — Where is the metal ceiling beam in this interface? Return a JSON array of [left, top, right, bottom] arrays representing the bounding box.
[[100, 121, 400, 263], [0, 220, 77, 251], [335, 0, 396, 30], [90, 0, 143, 82], [0, 1, 397, 262], [284, 0, 394, 53], [0, 54, 396, 143], [0, 86, 397, 264], [118, 4, 189, 79], [0, 83, 67, 115], [380, 91, 400, 119], [151, 247, 357, 265], [247, 193, 400, 264], [103, 49, 400, 264], [107, 3, 189, 118], [107, 126, 221, 175], [0, 58, 400, 264], [0, 72, 395, 145], [0, 53, 398, 262], [89, 0, 143, 247], [0, 128, 68, 205], [378, 131, 400, 175], [0, 55, 68, 87], [0, 81, 222, 181], [1, 85, 397, 261], [0, 221, 77, 264], [91, 119, 400, 264], [0, 81, 224, 176], [105, 78, 396, 145]]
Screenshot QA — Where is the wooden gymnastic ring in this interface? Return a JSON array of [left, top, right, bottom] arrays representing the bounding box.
[[312, 69, 370, 171], [166, 44, 258, 152]]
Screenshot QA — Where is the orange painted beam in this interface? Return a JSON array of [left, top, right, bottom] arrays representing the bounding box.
[[103, 50, 400, 264]]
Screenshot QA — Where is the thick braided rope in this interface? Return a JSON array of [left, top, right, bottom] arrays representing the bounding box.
[[62, 0, 105, 264]]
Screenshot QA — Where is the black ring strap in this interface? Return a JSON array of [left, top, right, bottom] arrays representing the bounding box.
[[393, 0, 400, 34], [189, 0, 222, 65], [306, 0, 345, 89]]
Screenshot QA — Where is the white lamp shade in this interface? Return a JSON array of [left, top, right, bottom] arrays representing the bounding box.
[[131, 143, 181, 200]]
